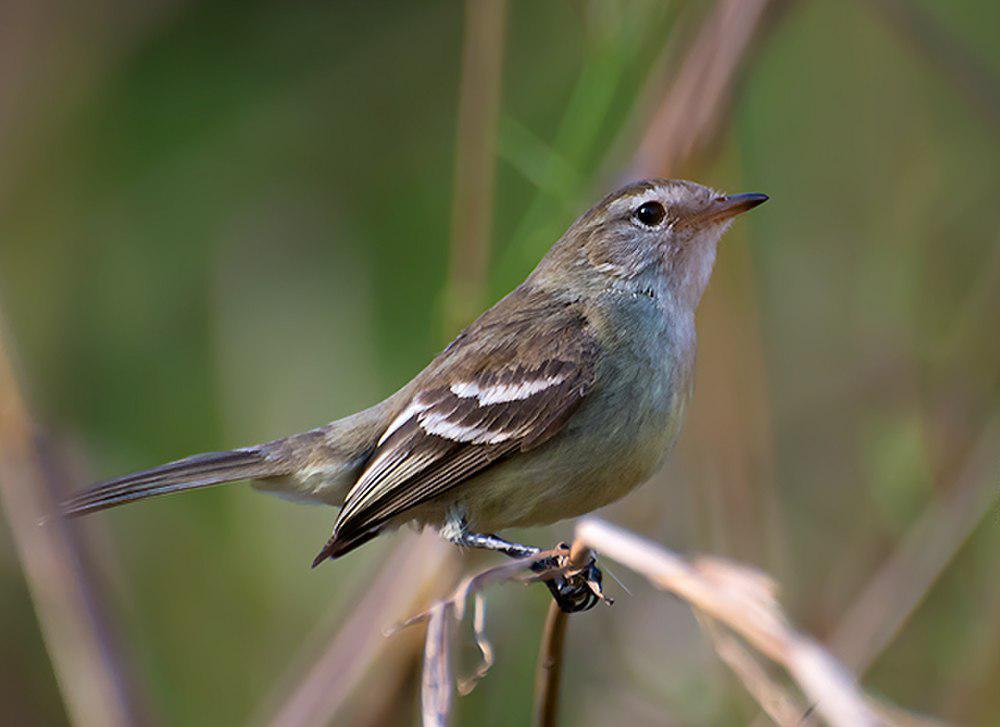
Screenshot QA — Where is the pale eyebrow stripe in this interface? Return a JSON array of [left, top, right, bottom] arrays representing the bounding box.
[[609, 186, 720, 216]]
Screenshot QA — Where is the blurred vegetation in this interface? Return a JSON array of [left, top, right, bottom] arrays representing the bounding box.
[[0, 1, 997, 725]]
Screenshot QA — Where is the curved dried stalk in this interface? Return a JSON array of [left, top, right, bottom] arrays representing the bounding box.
[[407, 521, 933, 727], [698, 614, 808, 726], [396, 547, 598, 726], [573, 519, 882, 727]]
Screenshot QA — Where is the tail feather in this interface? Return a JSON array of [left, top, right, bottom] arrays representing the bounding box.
[[62, 447, 281, 517], [311, 526, 381, 567]]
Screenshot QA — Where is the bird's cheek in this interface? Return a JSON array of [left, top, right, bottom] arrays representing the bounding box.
[[587, 238, 648, 278], [658, 241, 678, 272]]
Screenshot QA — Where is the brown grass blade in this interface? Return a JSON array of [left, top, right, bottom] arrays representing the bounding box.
[[606, 0, 789, 578], [828, 417, 1000, 675], [261, 532, 454, 727], [266, 2, 510, 722], [0, 325, 147, 726]]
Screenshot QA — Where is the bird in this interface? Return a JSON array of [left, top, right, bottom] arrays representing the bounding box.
[[63, 178, 767, 611]]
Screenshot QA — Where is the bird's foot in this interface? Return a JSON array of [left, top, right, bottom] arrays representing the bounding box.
[[442, 525, 609, 613], [531, 542, 610, 614]]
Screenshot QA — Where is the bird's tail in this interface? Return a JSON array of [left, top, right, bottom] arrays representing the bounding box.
[[61, 398, 401, 520], [61, 447, 284, 517]]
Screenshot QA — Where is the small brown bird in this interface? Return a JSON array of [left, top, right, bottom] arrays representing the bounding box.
[[64, 178, 766, 611]]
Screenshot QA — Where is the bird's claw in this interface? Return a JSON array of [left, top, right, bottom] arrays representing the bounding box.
[[531, 543, 611, 614]]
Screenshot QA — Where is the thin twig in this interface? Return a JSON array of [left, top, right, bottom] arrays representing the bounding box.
[[400, 547, 594, 726], [456, 593, 495, 696], [0, 323, 146, 726], [532, 602, 568, 727], [531, 541, 591, 727]]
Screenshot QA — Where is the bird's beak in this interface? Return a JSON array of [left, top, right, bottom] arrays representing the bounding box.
[[681, 192, 768, 227]]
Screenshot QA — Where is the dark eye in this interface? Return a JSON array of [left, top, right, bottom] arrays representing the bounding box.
[[634, 201, 666, 227]]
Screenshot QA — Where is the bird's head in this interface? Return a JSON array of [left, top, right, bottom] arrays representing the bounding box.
[[534, 178, 767, 310]]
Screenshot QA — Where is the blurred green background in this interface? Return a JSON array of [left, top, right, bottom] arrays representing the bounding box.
[[1, 1, 997, 725]]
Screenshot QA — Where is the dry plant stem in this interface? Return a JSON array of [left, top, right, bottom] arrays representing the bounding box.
[[405, 548, 586, 727], [828, 417, 1000, 675], [0, 333, 144, 726], [531, 542, 590, 727], [628, 0, 776, 179], [698, 615, 807, 727], [617, 0, 787, 572], [422, 603, 454, 727], [685, 223, 781, 565], [444, 0, 507, 330], [263, 533, 454, 727], [425, 0, 772, 723], [574, 518, 881, 727], [269, 4, 508, 723], [411, 526, 937, 727], [532, 601, 568, 727], [744, 216, 998, 727]]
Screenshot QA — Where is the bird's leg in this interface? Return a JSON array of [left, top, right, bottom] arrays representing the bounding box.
[[442, 521, 603, 613], [454, 530, 541, 559]]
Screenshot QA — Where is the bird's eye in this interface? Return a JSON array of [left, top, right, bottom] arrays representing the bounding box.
[[634, 201, 666, 227]]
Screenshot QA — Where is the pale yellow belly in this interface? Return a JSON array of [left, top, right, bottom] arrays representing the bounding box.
[[424, 371, 688, 533]]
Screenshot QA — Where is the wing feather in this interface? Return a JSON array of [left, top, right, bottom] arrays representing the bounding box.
[[314, 292, 598, 562]]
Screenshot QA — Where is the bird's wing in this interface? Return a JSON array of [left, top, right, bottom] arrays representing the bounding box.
[[314, 296, 598, 562]]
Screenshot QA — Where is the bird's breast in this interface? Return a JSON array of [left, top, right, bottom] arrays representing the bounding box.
[[455, 298, 695, 531]]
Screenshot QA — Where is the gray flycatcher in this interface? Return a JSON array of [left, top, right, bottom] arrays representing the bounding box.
[[64, 178, 767, 611]]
